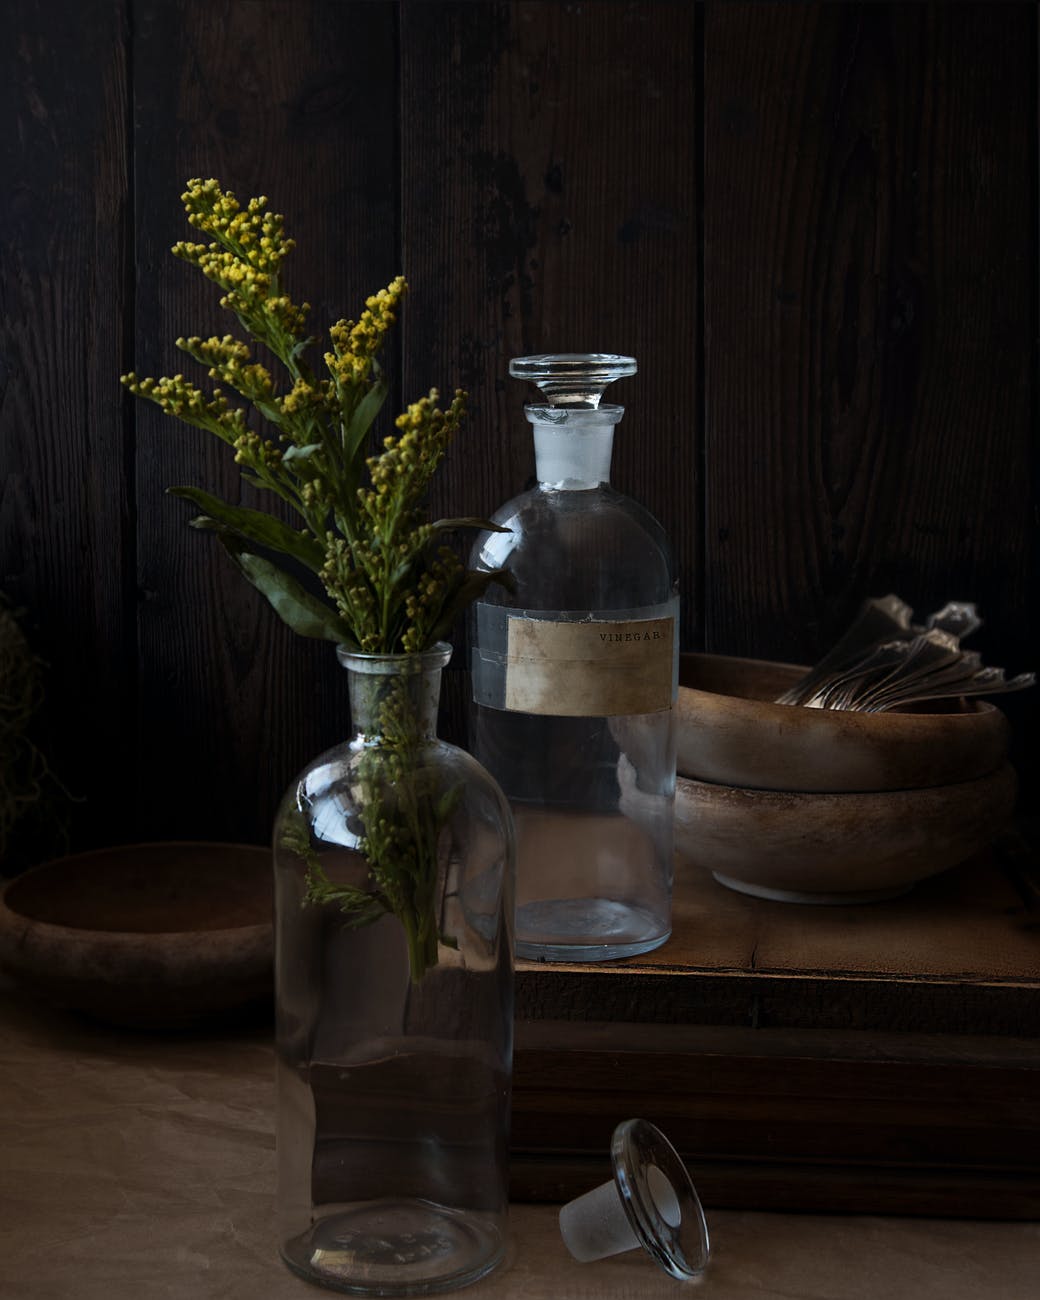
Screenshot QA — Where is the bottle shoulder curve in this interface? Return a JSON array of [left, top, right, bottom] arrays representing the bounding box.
[[473, 486, 673, 566], [470, 485, 675, 606]]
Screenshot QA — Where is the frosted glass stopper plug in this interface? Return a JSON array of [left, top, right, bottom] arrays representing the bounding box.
[[558, 1118, 710, 1282], [510, 353, 636, 408]]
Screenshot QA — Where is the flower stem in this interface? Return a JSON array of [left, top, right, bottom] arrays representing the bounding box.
[[402, 904, 433, 984]]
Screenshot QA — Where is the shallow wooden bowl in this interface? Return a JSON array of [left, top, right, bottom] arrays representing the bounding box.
[[677, 652, 1010, 792], [675, 764, 1018, 903], [0, 842, 272, 1028]]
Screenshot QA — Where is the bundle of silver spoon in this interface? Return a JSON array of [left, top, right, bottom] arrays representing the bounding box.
[[776, 595, 1035, 712]]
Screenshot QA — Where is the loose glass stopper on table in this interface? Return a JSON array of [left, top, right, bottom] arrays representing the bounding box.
[[558, 1118, 710, 1281]]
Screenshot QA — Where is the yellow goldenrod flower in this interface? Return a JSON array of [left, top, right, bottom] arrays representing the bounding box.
[[123, 179, 498, 663]]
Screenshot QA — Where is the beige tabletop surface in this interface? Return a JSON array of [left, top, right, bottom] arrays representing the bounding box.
[[1, 991, 1037, 1300]]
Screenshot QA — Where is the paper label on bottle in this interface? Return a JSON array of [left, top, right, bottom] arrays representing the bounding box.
[[502, 613, 675, 716]]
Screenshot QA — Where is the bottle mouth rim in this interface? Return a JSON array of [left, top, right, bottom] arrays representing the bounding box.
[[510, 352, 636, 369], [335, 642, 453, 672]]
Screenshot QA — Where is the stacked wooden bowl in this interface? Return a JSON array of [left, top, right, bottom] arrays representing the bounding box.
[[674, 653, 1017, 903]]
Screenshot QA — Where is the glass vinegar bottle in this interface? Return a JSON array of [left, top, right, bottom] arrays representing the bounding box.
[[468, 354, 678, 962]]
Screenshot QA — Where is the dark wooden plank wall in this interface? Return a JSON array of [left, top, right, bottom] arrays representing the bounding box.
[[2, 1, 133, 860], [1, 1, 1036, 855], [131, 0, 399, 841]]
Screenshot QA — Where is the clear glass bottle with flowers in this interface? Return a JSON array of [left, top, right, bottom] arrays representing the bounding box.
[[123, 181, 515, 1295]]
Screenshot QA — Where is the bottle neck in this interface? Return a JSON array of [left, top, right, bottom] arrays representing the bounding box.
[[528, 404, 623, 491], [337, 644, 450, 743]]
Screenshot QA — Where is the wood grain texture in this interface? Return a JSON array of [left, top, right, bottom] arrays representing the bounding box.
[[515, 852, 1040, 1036], [0, 0, 1035, 861], [511, 1152, 1040, 1220], [131, 0, 398, 841], [511, 1025, 1040, 1216], [0, 1, 131, 853], [702, 3, 1036, 672], [399, 1, 701, 644]]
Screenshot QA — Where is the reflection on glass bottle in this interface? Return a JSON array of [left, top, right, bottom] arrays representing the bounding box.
[[274, 644, 514, 1295], [469, 354, 678, 962]]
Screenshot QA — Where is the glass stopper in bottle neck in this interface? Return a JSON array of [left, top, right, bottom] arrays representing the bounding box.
[[509, 353, 637, 409]]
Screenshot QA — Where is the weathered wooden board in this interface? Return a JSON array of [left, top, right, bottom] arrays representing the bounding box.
[[0, 0, 1035, 843], [511, 846, 1040, 1216], [510, 1024, 1040, 1217], [0, 0, 131, 858], [702, 4, 1036, 672], [130, 0, 398, 842], [399, 0, 702, 746], [516, 847, 1040, 1035], [400, 2, 700, 575]]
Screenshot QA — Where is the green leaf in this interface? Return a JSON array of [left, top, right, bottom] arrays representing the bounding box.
[[218, 537, 357, 644], [435, 785, 464, 823], [282, 442, 323, 464], [387, 557, 419, 591], [427, 567, 515, 643], [253, 398, 285, 425], [168, 485, 325, 572], [431, 517, 511, 534], [290, 336, 319, 366], [343, 378, 388, 466], [303, 862, 389, 929]]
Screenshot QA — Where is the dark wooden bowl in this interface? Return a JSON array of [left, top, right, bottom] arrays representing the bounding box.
[[0, 842, 272, 1029]]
